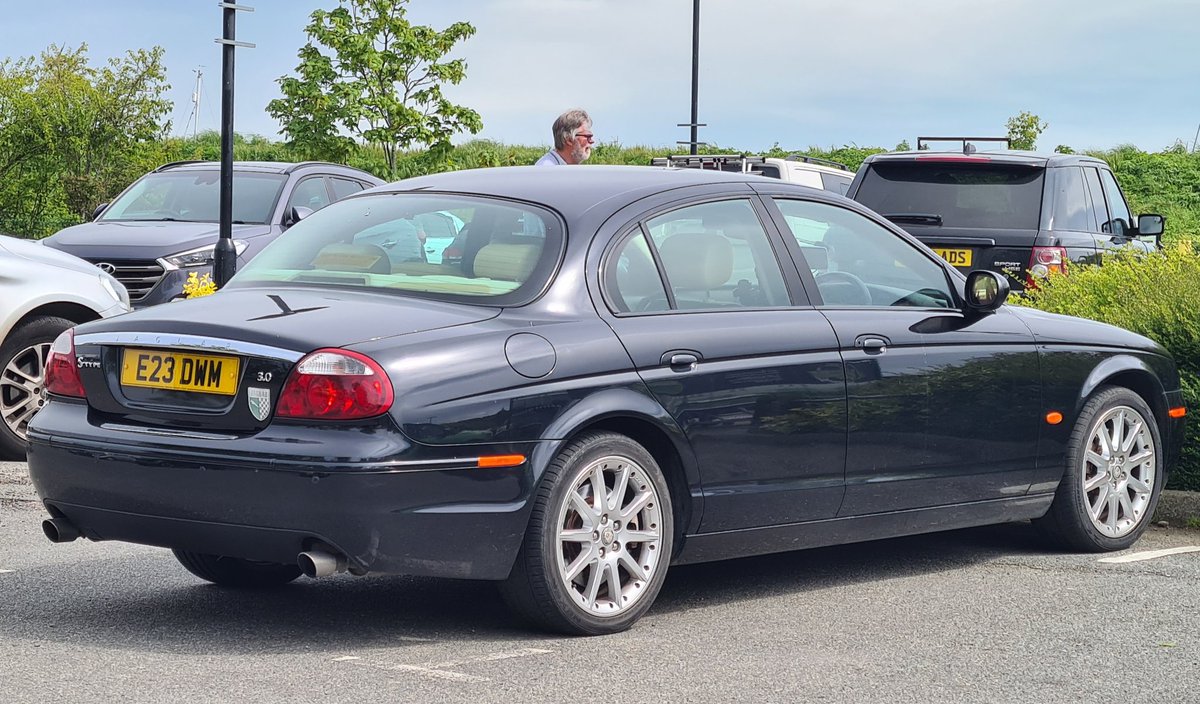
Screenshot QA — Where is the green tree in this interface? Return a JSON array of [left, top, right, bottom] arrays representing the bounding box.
[[0, 44, 170, 230], [268, 0, 483, 177], [1006, 110, 1048, 150]]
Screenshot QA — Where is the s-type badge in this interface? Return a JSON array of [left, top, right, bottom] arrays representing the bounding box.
[[248, 387, 272, 421]]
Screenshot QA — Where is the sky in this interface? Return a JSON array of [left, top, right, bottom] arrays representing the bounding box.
[[5, 0, 1199, 153]]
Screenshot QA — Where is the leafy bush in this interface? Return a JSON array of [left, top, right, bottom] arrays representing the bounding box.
[[1018, 245, 1200, 490]]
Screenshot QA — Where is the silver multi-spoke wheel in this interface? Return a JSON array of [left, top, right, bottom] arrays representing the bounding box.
[[502, 431, 673, 635], [1038, 386, 1163, 553], [1081, 405, 1156, 538], [555, 454, 664, 617], [1, 340, 51, 443]]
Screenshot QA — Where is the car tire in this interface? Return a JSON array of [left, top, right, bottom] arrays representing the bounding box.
[[173, 549, 303, 588], [1036, 386, 1163, 552], [0, 316, 75, 460], [500, 431, 674, 636]]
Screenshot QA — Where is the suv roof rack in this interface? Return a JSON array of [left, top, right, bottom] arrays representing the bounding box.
[[154, 160, 208, 172], [650, 154, 766, 174], [783, 154, 850, 171], [916, 136, 1012, 154]]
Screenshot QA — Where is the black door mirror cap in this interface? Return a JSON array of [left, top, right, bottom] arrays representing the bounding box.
[[964, 270, 1010, 313], [1136, 213, 1165, 237], [92, 203, 109, 221]]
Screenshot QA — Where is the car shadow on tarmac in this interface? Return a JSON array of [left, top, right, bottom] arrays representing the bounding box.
[[1, 520, 1057, 651]]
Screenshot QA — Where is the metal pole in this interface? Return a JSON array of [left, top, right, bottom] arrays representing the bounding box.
[[690, 0, 700, 155], [213, 3, 255, 289]]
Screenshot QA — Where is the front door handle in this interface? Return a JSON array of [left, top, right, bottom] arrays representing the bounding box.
[[661, 351, 700, 369], [855, 335, 889, 354]]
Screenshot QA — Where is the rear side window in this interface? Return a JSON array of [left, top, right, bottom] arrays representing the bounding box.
[[1050, 167, 1093, 231], [330, 177, 366, 200], [855, 162, 1045, 229], [820, 173, 852, 195]]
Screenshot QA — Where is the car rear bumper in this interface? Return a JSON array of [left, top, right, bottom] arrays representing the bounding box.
[[26, 406, 535, 580]]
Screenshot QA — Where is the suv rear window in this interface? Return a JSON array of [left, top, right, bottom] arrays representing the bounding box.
[[855, 162, 1044, 229], [233, 193, 561, 305]]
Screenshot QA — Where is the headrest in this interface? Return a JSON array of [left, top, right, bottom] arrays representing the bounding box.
[[658, 232, 732, 290], [473, 242, 540, 281], [311, 243, 390, 274]]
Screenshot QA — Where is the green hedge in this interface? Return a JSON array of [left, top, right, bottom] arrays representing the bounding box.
[[1018, 246, 1200, 490]]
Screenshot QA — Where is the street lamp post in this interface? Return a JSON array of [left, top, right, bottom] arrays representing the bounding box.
[[677, 0, 705, 154], [213, 2, 255, 289]]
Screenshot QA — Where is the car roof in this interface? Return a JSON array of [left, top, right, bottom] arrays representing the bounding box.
[[154, 160, 381, 180], [368, 165, 786, 214], [862, 150, 1108, 168]]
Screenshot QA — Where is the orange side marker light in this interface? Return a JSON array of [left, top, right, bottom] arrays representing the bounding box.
[[477, 454, 527, 468], [1169, 407, 1187, 419], [1045, 411, 1063, 425]]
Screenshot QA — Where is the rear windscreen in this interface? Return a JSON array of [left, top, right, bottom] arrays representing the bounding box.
[[855, 162, 1044, 229]]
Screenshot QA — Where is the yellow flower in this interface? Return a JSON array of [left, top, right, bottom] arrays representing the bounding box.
[[182, 271, 218, 298]]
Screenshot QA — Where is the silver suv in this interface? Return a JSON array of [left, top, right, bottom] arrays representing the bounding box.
[[42, 161, 384, 307]]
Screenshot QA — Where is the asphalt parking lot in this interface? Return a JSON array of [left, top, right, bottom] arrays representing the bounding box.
[[2, 461, 1198, 704]]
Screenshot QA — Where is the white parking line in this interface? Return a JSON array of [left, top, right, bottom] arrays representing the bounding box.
[[1099, 546, 1200, 564], [0, 569, 13, 574], [337, 647, 554, 683]]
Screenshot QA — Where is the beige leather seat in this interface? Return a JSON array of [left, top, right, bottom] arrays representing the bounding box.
[[657, 232, 733, 301], [472, 242, 541, 282]]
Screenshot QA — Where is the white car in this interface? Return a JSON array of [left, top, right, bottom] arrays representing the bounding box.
[[651, 154, 855, 194], [1, 234, 130, 458]]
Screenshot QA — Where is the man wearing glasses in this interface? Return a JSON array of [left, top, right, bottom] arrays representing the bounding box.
[[535, 109, 594, 165]]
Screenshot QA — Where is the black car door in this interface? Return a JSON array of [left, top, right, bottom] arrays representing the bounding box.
[[597, 194, 847, 532], [764, 195, 1042, 516]]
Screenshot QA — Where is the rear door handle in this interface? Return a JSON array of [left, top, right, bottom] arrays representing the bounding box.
[[661, 351, 700, 369]]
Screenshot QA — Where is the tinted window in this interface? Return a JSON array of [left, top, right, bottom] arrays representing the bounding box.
[[757, 165, 781, 179], [1082, 167, 1108, 231], [330, 177, 366, 200], [605, 230, 670, 313], [642, 200, 790, 310], [287, 178, 332, 212], [820, 173, 852, 195], [855, 162, 1045, 229], [775, 199, 954, 308], [235, 194, 559, 304], [100, 171, 287, 224], [1098, 169, 1133, 235], [1051, 167, 1093, 231]]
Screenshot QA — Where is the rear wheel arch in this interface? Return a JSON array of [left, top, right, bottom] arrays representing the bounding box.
[[11, 302, 102, 332], [532, 397, 700, 545]]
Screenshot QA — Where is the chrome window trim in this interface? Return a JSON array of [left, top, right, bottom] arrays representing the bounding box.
[[73, 332, 305, 362]]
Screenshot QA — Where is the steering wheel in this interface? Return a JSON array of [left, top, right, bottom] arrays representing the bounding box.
[[814, 271, 872, 306]]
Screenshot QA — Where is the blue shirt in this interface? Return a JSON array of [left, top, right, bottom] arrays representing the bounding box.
[[535, 149, 568, 166]]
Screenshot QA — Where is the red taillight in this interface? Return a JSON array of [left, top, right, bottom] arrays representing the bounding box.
[[276, 349, 393, 420], [1025, 246, 1068, 288], [44, 329, 86, 398]]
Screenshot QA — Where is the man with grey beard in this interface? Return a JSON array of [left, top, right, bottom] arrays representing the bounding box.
[[535, 109, 594, 165]]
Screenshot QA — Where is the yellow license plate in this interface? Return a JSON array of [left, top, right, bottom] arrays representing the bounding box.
[[120, 349, 240, 395], [933, 248, 973, 267]]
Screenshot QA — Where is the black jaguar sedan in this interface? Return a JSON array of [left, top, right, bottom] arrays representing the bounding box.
[[27, 166, 1186, 635]]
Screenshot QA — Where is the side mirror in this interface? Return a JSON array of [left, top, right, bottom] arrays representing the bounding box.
[[92, 203, 109, 221], [283, 205, 314, 229], [964, 270, 1010, 314], [1136, 213, 1165, 247]]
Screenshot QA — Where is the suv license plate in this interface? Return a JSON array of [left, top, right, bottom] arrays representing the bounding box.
[[120, 349, 240, 395], [932, 248, 973, 267]]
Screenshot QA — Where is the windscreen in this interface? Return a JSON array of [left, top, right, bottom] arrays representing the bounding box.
[[233, 193, 560, 304], [100, 171, 288, 224], [855, 162, 1044, 229]]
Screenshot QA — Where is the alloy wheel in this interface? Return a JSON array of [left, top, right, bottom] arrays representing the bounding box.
[[1081, 405, 1156, 538], [555, 454, 665, 617], [1, 341, 51, 442]]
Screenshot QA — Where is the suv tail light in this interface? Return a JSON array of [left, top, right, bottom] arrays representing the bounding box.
[[44, 329, 86, 398], [276, 349, 394, 420], [1026, 246, 1068, 287]]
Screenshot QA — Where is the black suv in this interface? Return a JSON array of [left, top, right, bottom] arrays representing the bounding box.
[[846, 140, 1165, 287], [43, 161, 384, 307]]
